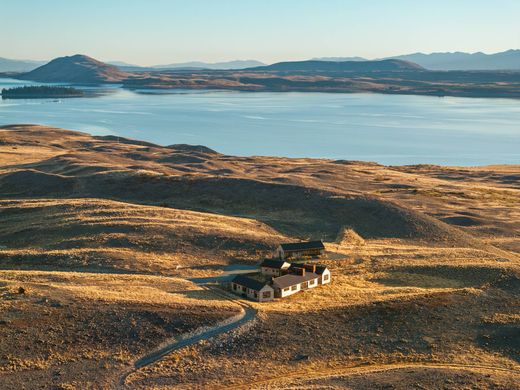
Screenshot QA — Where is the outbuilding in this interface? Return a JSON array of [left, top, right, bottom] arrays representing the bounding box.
[[275, 240, 325, 260], [260, 259, 291, 277]]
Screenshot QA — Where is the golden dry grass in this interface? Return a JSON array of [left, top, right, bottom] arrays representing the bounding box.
[[0, 125, 519, 389], [0, 270, 241, 388]]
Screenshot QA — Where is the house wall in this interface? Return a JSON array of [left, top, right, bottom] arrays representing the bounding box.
[[261, 266, 281, 277], [230, 282, 274, 302], [276, 283, 301, 298], [305, 278, 319, 289], [320, 269, 331, 285], [283, 248, 324, 259], [258, 285, 274, 302]]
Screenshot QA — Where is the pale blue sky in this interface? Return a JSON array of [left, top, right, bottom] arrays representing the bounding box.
[[2, 0, 519, 65]]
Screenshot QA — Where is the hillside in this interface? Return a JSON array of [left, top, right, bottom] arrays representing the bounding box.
[[20, 54, 133, 83], [250, 59, 424, 72], [0, 124, 519, 389]]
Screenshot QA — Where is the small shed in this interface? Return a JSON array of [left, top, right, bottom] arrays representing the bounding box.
[[231, 275, 274, 302]]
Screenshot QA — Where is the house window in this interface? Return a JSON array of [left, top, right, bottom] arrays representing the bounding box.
[[324, 274, 329, 281], [242, 286, 246, 291], [262, 291, 271, 298], [291, 285, 298, 291], [283, 287, 289, 292]]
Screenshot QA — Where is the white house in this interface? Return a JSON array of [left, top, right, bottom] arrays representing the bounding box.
[[231, 275, 274, 302], [272, 267, 320, 298], [260, 259, 291, 277]]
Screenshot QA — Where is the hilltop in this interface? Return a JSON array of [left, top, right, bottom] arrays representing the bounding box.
[[20, 54, 133, 83], [250, 59, 424, 72]]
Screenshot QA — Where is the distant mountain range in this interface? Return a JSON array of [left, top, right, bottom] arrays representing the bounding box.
[[2, 50, 519, 73], [0, 57, 45, 73], [251, 59, 423, 72], [106, 60, 265, 71], [311, 56, 366, 62], [21, 54, 132, 83], [154, 60, 265, 70], [10, 54, 520, 98], [313, 49, 520, 70], [386, 50, 520, 70]]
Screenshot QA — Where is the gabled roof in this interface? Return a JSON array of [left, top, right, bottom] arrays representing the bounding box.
[[315, 265, 329, 275], [232, 275, 270, 291], [272, 272, 320, 289], [260, 259, 289, 269], [279, 240, 325, 252]]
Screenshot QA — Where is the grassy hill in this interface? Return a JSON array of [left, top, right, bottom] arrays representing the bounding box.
[[0, 124, 518, 388]]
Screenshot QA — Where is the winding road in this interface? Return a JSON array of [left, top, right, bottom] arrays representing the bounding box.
[[118, 285, 257, 388]]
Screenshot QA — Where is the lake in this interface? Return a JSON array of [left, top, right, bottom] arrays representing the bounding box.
[[1, 77, 519, 165]]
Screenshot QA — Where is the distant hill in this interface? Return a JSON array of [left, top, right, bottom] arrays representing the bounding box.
[[0, 57, 45, 72], [250, 59, 424, 72], [312, 56, 367, 62], [386, 50, 520, 70], [153, 60, 266, 70], [20, 54, 133, 83]]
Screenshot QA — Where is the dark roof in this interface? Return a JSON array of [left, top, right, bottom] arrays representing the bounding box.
[[232, 275, 270, 291], [288, 263, 329, 274], [260, 259, 289, 269], [272, 272, 319, 289], [280, 240, 325, 252], [315, 265, 329, 274]]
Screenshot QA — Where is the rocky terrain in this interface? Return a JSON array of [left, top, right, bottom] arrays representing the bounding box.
[[0, 124, 518, 389]]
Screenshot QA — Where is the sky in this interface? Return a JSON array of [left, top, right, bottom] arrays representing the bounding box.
[[2, 0, 519, 65]]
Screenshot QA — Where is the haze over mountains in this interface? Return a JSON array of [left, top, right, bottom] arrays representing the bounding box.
[[315, 49, 520, 70], [0, 57, 45, 73], [7, 54, 520, 98], [2, 50, 519, 73]]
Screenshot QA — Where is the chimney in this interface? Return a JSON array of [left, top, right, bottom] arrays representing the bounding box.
[[292, 267, 305, 276]]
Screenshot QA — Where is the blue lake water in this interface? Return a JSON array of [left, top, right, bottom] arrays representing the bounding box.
[[1, 77, 519, 165]]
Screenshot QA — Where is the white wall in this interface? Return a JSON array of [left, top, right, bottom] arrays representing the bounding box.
[[320, 269, 331, 285], [278, 283, 300, 298]]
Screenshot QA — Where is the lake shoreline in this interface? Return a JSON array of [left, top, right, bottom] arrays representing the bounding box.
[[0, 78, 519, 166]]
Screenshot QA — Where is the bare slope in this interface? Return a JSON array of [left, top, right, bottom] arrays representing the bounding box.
[[0, 125, 480, 244]]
